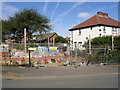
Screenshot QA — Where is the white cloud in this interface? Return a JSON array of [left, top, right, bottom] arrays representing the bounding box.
[[53, 2, 85, 24], [77, 12, 92, 19], [2, 3, 18, 20], [60, 2, 84, 17], [50, 0, 60, 20], [43, 1, 48, 16]]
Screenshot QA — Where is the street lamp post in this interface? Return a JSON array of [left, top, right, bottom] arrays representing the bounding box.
[[53, 38, 55, 47], [48, 37, 50, 56], [24, 28, 27, 63], [89, 35, 91, 55], [112, 35, 114, 50], [74, 42, 77, 60]]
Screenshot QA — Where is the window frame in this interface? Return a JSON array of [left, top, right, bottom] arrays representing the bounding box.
[[78, 29, 81, 35]]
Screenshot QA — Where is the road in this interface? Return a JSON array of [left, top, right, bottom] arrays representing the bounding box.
[[2, 65, 119, 88], [2, 74, 118, 88]]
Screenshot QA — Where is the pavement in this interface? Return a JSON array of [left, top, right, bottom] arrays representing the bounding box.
[[2, 65, 118, 77], [1, 65, 119, 88]]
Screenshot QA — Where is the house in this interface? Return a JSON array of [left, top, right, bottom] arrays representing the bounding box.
[[33, 32, 59, 43], [5, 32, 58, 43], [69, 12, 120, 48]]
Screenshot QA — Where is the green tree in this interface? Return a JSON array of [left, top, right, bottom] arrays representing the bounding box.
[[2, 9, 51, 43], [0, 20, 2, 42], [55, 36, 68, 43], [91, 36, 120, 49], [91, 36, 112, 45], [2, 20, 13, 41], [88, 36, 120, 64]]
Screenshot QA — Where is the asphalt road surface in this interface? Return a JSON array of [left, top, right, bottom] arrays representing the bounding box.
[[2, 74, 118, 88], [2, 65, 119, 88]]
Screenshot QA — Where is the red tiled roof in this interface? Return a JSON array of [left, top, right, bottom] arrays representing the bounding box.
[[69, 12, 120, 31]]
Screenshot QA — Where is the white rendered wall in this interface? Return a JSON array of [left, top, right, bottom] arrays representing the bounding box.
[[118, 28, 120, 35], [70, 25, 120, 47]]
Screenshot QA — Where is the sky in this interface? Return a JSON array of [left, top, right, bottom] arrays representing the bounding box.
[[2, 2, 118, 37]]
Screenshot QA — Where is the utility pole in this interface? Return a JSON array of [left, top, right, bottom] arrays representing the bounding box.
[[112, 35, 114, 50], [24, 28, 27, 61], [48, 37, 50, 56], [104, 47, 106, 63], [53, 38, 55, 47], [28, 50, 31, 66], [74, 42, 77, 60], [89, 35, 91, 55], [48, 37, 50, 47]]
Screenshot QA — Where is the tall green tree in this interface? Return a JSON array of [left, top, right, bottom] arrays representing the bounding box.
[[2, 20, 13, 41], [55, 36, 68, 43], [2, 9, 51, 43], [0, 20, 2, 43]]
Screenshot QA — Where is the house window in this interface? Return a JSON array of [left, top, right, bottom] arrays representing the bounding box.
[[86, 37, 88, 40], [74, 42, 77, 47], [79, 42, 82, 44], [79, 29, 81, 35], [79, 42, 82, 46], [99, 29, 101, 31], [74, 42, 77, 44], [91, 27, 92, 30], [112, 29, 117, 34], [103, 28, 106, 33], [99, 34, 101, 37], [112, 27, 116, 34]]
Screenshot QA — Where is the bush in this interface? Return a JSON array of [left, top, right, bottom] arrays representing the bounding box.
[[55, 36, 68, 43], [106, 50, 120, 63]]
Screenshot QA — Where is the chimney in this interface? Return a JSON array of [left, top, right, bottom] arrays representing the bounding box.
[[97, 12, 103, 16], [103, 13, 108, 17], [97, 12, 108, 17]]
